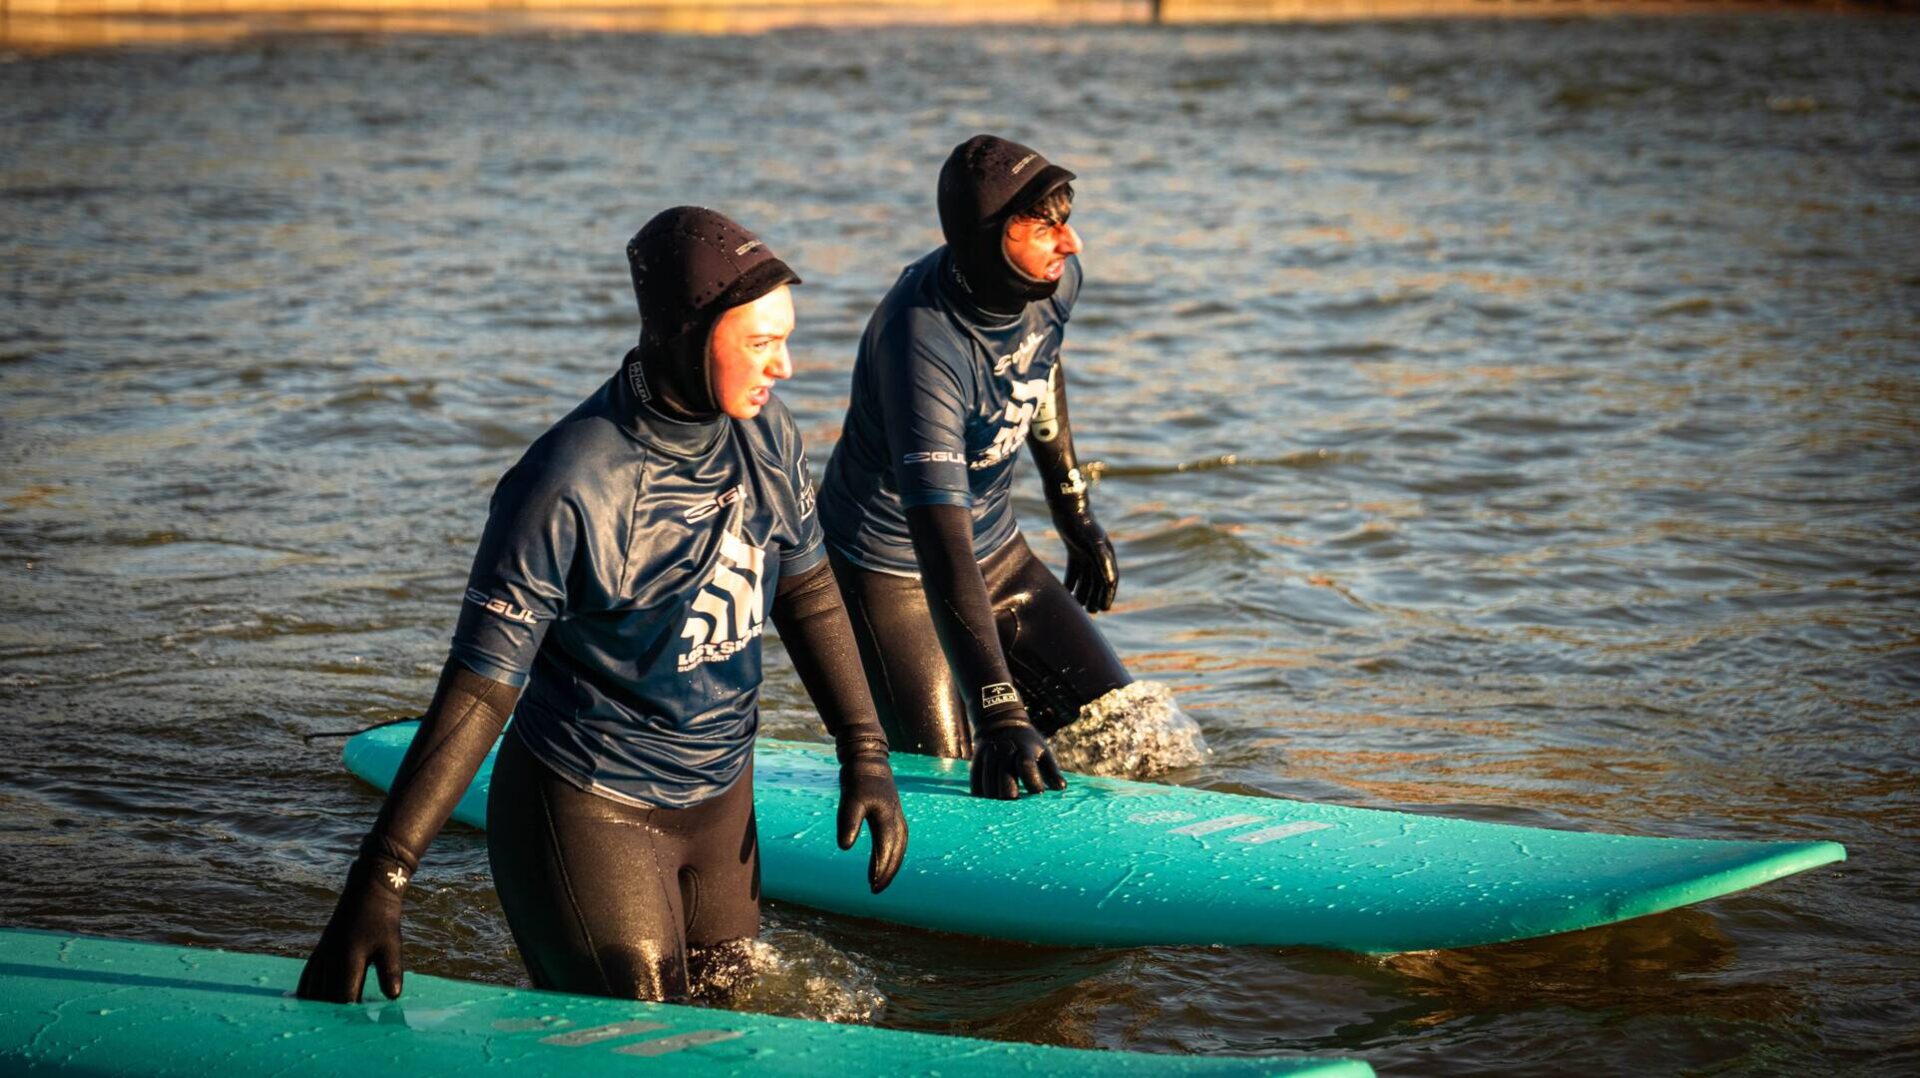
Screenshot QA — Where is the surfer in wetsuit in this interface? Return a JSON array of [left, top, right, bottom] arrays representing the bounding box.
[[297, 207, 906, 1004], [817, 134, 1146, 799]]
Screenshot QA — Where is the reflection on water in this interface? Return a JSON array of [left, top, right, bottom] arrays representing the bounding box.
[[2, 11, 1917, 1077]]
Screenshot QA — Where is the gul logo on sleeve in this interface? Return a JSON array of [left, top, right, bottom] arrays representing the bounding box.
[[903, 450, 967, 466], [982, 682, 1020, 710], [465, 588, 538, 625], [679, 527, 767, 672]]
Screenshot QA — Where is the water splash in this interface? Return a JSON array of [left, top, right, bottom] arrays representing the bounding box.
[[1046, 680, 1210, 779], [690, 926, 884, 1025]]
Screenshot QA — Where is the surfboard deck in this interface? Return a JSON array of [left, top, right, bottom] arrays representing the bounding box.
[[343, 724, 1845, 953], [0, 929, 1367, 1077]]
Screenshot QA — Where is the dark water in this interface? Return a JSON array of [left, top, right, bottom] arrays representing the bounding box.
[[3, 14, 1917, 1075]]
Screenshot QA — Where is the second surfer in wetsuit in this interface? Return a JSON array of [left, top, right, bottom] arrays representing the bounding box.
[[818, 134, 1153, 799], [297, 207, 906, 1004]]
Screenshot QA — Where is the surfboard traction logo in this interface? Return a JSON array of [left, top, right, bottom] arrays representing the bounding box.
[[530, 1019, 746, 1057], [1126, 810, 1334, 845]]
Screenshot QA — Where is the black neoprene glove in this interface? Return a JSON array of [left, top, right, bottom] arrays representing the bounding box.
[[1053, 502, 1118, 614], [971, 709, 1067, 800], [295, 840, 411, 1003], [835, 735, 906, 893]]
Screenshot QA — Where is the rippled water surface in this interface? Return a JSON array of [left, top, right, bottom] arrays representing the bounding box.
[[3, 15, 1917, 1075]]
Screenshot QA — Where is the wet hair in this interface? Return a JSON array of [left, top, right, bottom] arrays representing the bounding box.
[[1011, 182, 1074, 227]]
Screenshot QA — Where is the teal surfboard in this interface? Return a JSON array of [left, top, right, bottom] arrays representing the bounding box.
[[0, 929, 1365, 1076], [343, 724, 1845, 953]]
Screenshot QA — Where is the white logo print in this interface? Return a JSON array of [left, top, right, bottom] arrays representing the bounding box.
[[1031, 365, 1062, 442], [1011, 153, 1037, 175], [992, 331, 1045, 376], [627, 361, 652, 403], [904, 450, 967, 466], [796, 453, 817, 518], [466, 588, 537, 625], [679, 524, 767, 673], [684, 485, 743, 523], [975, 375, 1052, 470], [735, 239, 763, 257]]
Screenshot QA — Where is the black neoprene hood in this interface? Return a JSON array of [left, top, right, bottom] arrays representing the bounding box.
[[627, 207, 800, 343], [623, 206, 800, 420], [936, 134, 1077, 313]]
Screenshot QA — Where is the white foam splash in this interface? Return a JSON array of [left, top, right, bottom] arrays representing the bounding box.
[[690, 928, 885, 1024], [1045, 680, 1210, 779]]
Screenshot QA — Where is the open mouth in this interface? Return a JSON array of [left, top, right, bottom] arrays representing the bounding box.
[[747, 386, 771, 407], [1044, 261, 1066, 282]]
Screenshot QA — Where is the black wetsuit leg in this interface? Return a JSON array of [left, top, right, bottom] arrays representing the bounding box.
[[487, 728, 760, 1002], [830, 537, 1131, 756], [829, 548, 972, 759], [980, 535, 1131, 736]]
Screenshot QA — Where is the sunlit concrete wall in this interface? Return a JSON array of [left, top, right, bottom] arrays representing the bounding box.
[[0, 0, 1825, 18], [0, 0, 1872, 54]]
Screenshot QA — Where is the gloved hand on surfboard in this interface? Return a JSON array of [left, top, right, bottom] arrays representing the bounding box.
[[972, 711, 1068, 800]]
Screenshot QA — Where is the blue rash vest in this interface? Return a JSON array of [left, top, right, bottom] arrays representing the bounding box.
[[448, 364, 825, 809], [818, 247, 1080, 575]]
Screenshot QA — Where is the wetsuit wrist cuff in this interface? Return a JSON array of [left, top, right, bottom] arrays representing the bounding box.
[[841, 757, 895, 780], [978, 708, 1033, 736], [347, 850, 414, 903], [834, 732, 891, 765], [357, 833, 421, 875]]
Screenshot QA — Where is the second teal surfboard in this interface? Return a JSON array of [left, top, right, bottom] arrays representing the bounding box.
[[344, 723, 1844, 952]]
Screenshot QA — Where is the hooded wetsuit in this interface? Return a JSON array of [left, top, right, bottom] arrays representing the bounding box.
[[297, 208, 903, 1007], [817, 135, 1129, 764]]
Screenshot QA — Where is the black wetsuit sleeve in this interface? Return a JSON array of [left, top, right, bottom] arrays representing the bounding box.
[[1024, 356, 1118, 613], [362, 658, 520, 871], [904, 503, 1027, 732], [771, 560, 887, 758], [772, 559, 905, 890], [1026, 358, 1086, 511], [299, 657, 521, 1002]]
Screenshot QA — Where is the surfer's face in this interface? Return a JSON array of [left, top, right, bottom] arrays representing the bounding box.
[[707, 285, 795, 421], [1003, 211, 1081, 284]]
